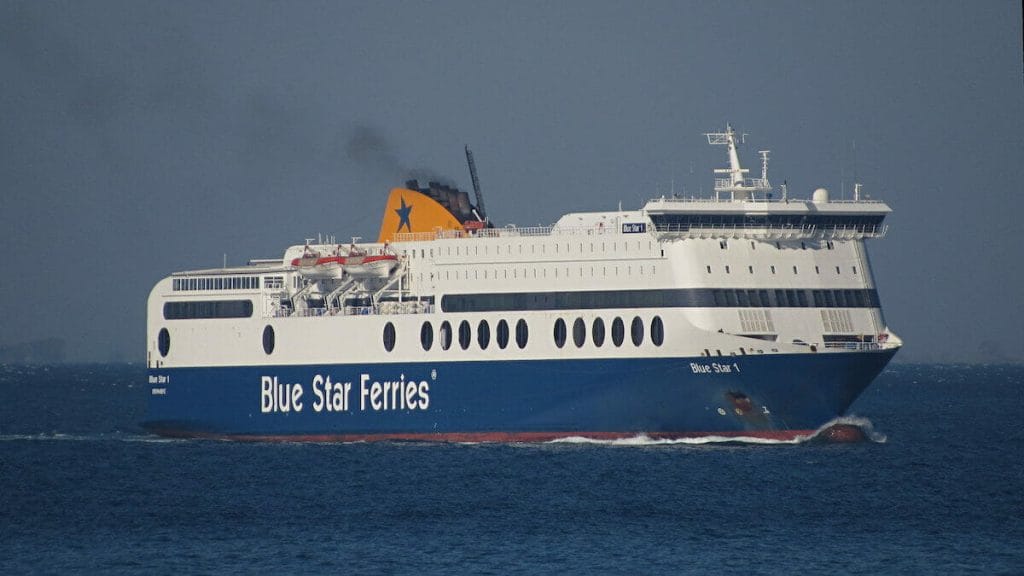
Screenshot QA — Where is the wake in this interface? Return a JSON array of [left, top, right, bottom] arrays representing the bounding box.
[[545, 416, 885, 446]]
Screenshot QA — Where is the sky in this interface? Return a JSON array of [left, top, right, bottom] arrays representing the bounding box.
[[1, 0, 1022, 363]]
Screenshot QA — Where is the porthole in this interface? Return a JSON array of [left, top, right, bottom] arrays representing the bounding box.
[[459, 320, 471, 350], [631, 316, 644, 346], [478, 320, 490, 350], [421, 322, 433, 351], [592, 318, 605, 347], [262, 325, 275, 355], [158, 328, 170, 357], [496, 320, 510, 349], [553, 318, 567, 348], [611, 317, 625, 347], [440, 321, 452, 350], [383, 322, 396, 352], [515, 319, 529, 349], [651, 316, 664, 347], [573, 318, 585, 348]]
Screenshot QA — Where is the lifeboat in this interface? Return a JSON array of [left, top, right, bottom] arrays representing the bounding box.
[[343, 254, 398, 278], [289, 255, 346, 279]]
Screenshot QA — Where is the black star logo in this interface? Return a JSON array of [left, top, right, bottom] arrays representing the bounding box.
[[395, 197, 413, 232]]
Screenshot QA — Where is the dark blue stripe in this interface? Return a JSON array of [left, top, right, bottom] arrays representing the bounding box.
[[142, 350, 896, 438], [441, 288, 880, 313]]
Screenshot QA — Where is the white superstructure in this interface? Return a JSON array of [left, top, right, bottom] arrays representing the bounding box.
[[147, 126, 901, 371]]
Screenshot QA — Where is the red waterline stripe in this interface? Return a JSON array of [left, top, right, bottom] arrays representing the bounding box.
[[151, 429, 817, 443]]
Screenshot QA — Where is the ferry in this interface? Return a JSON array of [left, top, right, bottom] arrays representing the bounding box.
[[143, 126, 901, 441]]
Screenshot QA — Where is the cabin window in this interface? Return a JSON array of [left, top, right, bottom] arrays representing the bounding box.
[[515, 319, 529, 349], [477, 320, 490, 350], [853, 266, 858, 275], [440, 321, 452, 350], [573, 318, 586, 348], [383, 322, 396, 352], [553, 318, 567, 348], [611, 317, 625, 347], [458, 320, 471, 350], [707, 265, 712, 274], [770, 265, 776, 274], [496, 320, 510, 349], [631, 317, 644, 346], [158, 328, 170, 357], [592, 318, 606, 347], [421, 322, 433, 351], [651, 316, 664, 346], [262, 325, 274, 355]]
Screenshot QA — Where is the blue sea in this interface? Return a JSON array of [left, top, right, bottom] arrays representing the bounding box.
[[1, 364, 1021, 575]]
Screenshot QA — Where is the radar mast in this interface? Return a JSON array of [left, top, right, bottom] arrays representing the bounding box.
[[704, 124, 772, 201]]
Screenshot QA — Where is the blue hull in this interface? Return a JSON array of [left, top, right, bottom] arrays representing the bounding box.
[[142, 350, 897, 441]]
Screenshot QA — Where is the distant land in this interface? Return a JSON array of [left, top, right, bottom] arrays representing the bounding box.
[[0, 338, 67, 363]]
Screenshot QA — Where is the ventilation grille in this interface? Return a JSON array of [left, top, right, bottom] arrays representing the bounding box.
[[820, 309, 854, 333], [739, 309, 775, 333]]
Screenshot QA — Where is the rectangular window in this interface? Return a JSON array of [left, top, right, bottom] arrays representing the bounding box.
[[163, 299, 254, 320], [439, 287, 878, 312]]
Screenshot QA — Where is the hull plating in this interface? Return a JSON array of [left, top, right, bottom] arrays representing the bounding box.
[[143, 349, 896, 441]]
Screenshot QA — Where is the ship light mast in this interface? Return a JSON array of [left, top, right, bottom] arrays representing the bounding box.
[[704, 124, 772, 201]]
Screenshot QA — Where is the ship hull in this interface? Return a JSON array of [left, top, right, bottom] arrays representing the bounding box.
[[142, 349, 896, 441]]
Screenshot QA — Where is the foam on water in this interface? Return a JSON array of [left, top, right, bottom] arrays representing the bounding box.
[[544, 416, 885, 446], [0, 432, 182, 443]]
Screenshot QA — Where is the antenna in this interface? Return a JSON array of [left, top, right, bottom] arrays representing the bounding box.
[[464, 145, 487, 220], [704, 124, 771, 201]]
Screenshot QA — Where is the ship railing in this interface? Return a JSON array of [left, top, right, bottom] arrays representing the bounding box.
[[376, 301, 435, 315], [713, 177, 772, 191], [646, 195, 886, 205], [823, 341, 883, 351], [394, 224, 618, 243], [654, 223, 888, 240], [266, 302, 435, 319]]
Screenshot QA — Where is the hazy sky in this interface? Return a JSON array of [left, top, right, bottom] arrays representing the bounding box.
[[2, 1, 1022, 363]]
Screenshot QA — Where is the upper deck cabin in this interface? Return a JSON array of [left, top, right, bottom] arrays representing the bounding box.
[[637, 124, 889, 240]]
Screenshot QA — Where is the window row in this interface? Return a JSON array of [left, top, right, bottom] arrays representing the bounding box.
[[435, 263, 657, 282], [172, 276, 259, 291], [407, 319, 530, 351], [383, 317, 666, 352], [442, 288, 880, 313], [407, 240, 655, 259], [553, 316, 664, 348], [706, 264, 858, 275], [163, 300, 254, 320], [651, 213, 885, 233]]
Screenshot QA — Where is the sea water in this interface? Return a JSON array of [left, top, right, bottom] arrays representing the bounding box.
[[0, 363, 1021, 574]]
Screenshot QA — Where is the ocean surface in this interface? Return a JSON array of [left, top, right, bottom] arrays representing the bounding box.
[[0, 363, 1021, 575]]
